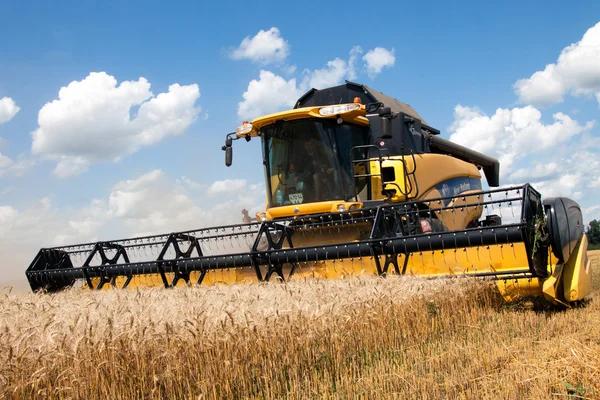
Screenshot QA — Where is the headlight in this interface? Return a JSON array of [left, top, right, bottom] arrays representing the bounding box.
[[319, 104, 360, 116], [236, 122, 253, 136]]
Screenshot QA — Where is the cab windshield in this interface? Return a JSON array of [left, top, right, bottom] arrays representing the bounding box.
[[261, 119, 369, 207]]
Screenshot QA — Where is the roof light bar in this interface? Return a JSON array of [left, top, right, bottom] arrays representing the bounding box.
[[318, 103, 360, 116]]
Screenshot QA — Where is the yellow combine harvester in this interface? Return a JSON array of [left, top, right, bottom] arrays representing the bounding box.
[[26, 81, 591, 306]]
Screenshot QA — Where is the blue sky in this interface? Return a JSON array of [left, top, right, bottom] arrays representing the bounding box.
[[1, 0, 600, 284]]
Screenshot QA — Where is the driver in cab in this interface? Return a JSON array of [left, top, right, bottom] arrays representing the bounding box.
[[277, 138, 335, 205]]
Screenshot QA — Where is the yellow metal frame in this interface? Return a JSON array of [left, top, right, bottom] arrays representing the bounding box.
[[237, 104, 369, 139]]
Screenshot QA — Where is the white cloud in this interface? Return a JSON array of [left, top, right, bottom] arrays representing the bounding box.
[[0, 153, 11, 169], [530, 173, 582, 199], [236, 45, 399, 119], [0, 153, 36, 177], [68, 199, 109, 236], [514, 21, 600, 107], [31, 72, 201, 178], [0, 186, 14, 197], [449, 105, 600, 220], [514, 65, 565, 107], [237, 70, 302, 120], [585, 205, 600, 223], [509, 162, 560, 182], [107, 170, 208, 233], [176, 176, 204, 190], [0, 97, 20, 124], [283, 64, 297, 75], [109, 169, 164, 218], [471, 127, 600, 216], [347, 46, 363, 81], [229, 27, 290, 65], [237, 48, 364, 120], [449, 105, 593, 177], [306, 58, 349, 90], [0, 205, 18, 222], [106, 171, 263, 234], [207, 178, 248, 196], [362, 47, 395, 78], [550, 149, 600, 199], [51, 156, 89, 178]]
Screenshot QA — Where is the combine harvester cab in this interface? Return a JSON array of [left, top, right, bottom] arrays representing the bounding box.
[[26, 81, 591, 306]]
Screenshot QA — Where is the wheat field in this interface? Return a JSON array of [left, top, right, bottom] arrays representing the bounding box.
[[1, 252, 599, 399]]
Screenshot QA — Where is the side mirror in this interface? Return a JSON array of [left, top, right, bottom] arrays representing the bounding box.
[[223, 135, 233, 167], [225, 146, 232, 167]]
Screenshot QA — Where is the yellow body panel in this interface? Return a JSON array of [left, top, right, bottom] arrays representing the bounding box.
[[89, 269, 254, 289], [402, 154, 481, 199], [540, 234, 592, 305], [497, 278, 543, 302], [90, 242, 534, 290], [279, 241, 530, 281], [368, 156, 408, 201], [542, 263, 569, 307], [562, 234, 592, 302], [265, 201, 363, 220], [366, 153, 481, 203]]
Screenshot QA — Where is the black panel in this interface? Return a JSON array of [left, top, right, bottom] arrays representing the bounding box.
[[294, 81, 500, 187], [296, 83, 372, 108], [366, 113, 430, 156], [295, 81, 426, 122]]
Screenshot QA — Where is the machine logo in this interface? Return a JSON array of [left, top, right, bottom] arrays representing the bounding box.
[[440, 183, 451, 198], [409, 126, 421, 137]]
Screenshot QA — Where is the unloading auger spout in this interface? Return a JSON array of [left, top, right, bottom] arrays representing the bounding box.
[[26, 81, 592, 306]]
